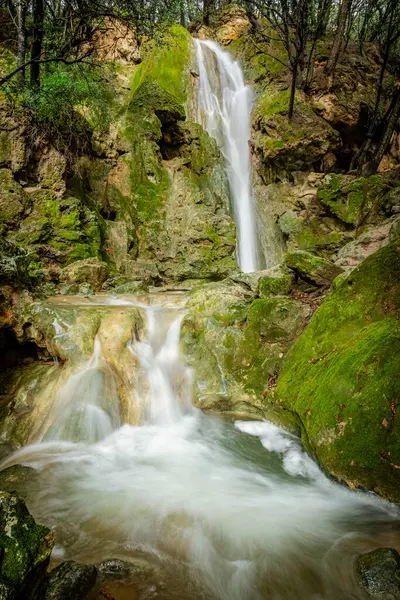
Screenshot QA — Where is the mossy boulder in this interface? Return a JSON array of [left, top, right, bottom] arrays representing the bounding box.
[[271, 242, 400, 501], [182, 281, 310, 415], [317, 174, 388, 226], [285, 250, 343, 286], [355, 548, 400, 600], [0, 491, 53, 598]]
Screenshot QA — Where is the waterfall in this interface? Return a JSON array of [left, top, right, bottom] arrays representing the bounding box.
[[128, 306, 193, 425], [195, 39, 261, 273], [0, 295, 397, 600]]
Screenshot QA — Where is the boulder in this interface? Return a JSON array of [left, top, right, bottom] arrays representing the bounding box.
[[182, 281, 310, 414], [355, 548, 400, 600], [271, 242, 400, 501], [60, 258, 108, 290], [285, 250, 343, 286], [42, 561, 97, 600], [0, 492, 53, 598], [317, 174, 388, 226]]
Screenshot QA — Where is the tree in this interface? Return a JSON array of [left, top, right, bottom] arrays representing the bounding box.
[[325, 0, 352, 74]]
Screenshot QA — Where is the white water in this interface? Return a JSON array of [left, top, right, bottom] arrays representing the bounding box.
[[195, 40, 261, 273], [2, 298, 399, 599]]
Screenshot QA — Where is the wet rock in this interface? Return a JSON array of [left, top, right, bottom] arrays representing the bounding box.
[[355, 548, 400, 600], [42, 561, 97, 600], [285, 250, 343, 286], [0, 239, 32, 286], [0, 492, 53, 598], [182, 282, 310, 412], [97, 557, 155, 583]]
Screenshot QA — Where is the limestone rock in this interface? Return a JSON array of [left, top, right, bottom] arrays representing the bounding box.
[[318, 173, 388, 226], [251, 90, 341, 178], [272, 242, 400, 502], [182, 282, 310, 415], [285, 250, 343, 286], [60, 258, 109, 290], [335, 218, 398, 271], [0, 239, 32, 286], [355, 548, 400, 600], [0, 169, 26, 225]]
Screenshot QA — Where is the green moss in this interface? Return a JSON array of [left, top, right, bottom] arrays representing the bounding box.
[[258, 275, 292, 297], [0, 492, 53, 590], [131, 25, 192, 106], [285, 250, 342, 286], [318, 174, 387, 226], [273, 242, 400, 500]]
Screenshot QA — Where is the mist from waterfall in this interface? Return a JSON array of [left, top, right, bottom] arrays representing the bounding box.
[[1, 296, 398, 600], [195, 39, 261, 273]]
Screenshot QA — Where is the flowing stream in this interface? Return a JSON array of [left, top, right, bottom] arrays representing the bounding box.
[[195, 40, 261, 273], [2, 295, 400, 600]]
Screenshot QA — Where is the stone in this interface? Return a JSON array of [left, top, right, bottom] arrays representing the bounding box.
[[0, 492, 53, 597], [37, 147, 67, 195], [318, 173, 388, 226], [335, 219, 396, 270], [182, 282, 310, 414], [0, 169, 26, 225], [285, 250, 343, 286], [42, 561, 97, 600], [0, 239, 32, 286], [271, 242, 400, 502], [355, 548, 400, 600], [60, 258, 109, 290]]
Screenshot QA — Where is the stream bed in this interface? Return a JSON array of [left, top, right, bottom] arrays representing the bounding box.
[[1, 295, 399, 600]]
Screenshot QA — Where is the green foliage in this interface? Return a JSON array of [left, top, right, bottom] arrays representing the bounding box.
[[22, 63, 114, 136]]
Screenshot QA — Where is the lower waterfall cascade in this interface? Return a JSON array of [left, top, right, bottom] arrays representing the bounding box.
[[2, 294, 399, 600]]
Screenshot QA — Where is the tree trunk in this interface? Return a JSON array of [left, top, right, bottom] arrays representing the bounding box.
[[30, 0, 45, 86], [16, 0, 27, 88], [325, 0, 350, 74], [362, 87, 400, 177], [203, 0, 214, 25], [288, 60, 298, 120]]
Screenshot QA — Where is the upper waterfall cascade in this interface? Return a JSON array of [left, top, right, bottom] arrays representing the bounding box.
[[195, 40, 261, 273]]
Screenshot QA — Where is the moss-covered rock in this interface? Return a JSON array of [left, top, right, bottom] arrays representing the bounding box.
[[285, 249, 343, 286], [271, 242, 400, 501], [182, 281, 310, 415], [0, 491, 53, 598], [317, 174, 389, 226]]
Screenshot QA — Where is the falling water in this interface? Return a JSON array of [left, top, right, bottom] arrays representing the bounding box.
[[1, 295, 399, 600], [195, 40, 261, 273]]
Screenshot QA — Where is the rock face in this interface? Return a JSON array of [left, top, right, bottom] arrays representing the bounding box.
[[355, 548, 400, 600], [181, 279, 310, 416], [270, 242, 400, 502], [0, 492, 53, 599]]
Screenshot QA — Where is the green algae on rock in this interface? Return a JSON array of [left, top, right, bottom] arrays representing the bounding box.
[[270, 241, 400, 501]]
